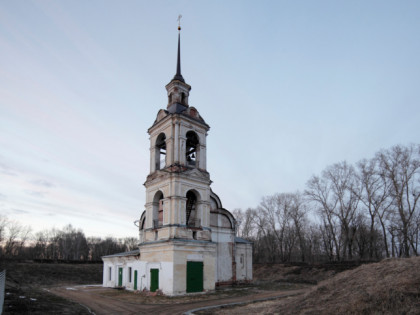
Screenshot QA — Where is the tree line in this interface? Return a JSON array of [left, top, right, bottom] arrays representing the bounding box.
[[1, 144, 418, 263], [234, 144, 420, 263], [0, 219, 137, 261]]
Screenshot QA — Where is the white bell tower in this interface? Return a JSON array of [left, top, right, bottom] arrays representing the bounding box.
[[138, 22, 216, 295]]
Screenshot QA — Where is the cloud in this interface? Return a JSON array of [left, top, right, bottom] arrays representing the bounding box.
[[23, 190, 46, 198], [29, 179, 55, 188], [0, 161, 17, 176], [12, 208, 30, 214]]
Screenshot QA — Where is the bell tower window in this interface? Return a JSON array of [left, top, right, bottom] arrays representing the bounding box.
[[155, 133, 166, 170], [153, 191, 164, 229], [186, 131, 199, 167], [186, 191, 197, 227]]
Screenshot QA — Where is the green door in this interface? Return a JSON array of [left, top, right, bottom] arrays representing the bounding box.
[[118, 267, 123, 286], [134, 270, 138, 290], [150, 269, 159, 292], [187, 261, 203, 293]]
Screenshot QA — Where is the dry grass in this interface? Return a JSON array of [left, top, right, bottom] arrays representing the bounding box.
[[218, 257, 420, 314], [253, 261, 364, 286]]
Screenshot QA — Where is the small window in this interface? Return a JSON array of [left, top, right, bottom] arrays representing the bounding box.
[[129, 267, 132, 282], [109, 267, 112, 281]]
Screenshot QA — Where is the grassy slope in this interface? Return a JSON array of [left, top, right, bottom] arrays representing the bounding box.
[[273, 257, 420, 314]]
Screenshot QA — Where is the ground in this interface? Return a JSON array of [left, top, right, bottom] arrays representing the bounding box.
[[49, 285, 308, 314], [3, 258, 419, 314], [3, 261, 102, 314], [204, 257, 420, 315]]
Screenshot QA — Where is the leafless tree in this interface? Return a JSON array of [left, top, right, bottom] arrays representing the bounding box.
[[306, 173, 342, 260], [306, 162, 361, 260], [377, 144, 420, 257], [356, 157, 392, 258]]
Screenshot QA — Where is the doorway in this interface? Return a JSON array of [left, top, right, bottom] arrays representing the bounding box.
[[150, 269, 159, 292], [118, 267, 123, 286], [186, 261, 203, 292]]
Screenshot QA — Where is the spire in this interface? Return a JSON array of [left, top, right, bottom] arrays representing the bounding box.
[[173, 15, 185, 83]]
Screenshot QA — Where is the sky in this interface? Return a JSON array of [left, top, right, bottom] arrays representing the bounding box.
[[1, 0, 419, 239]]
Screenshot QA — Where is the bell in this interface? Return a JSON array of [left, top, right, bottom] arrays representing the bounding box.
[[192, 153, 195, 158]]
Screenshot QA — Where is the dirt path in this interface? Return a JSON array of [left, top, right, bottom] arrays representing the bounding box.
[[49, 285, 308, 315]]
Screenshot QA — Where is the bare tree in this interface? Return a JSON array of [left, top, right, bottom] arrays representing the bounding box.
[[289, 192, 308, 261], [377, 144, 420, 257], [123, 237, 138, 251], [356, 157, 392, 258], [306, 174, 342, 260]]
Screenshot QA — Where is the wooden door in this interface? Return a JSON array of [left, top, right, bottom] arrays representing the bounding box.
[[118, 267, 123, 286], [150, 269, 159, 292], [186, 261, 203, 293]]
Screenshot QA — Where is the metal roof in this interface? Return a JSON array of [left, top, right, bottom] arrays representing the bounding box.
[[235, 237, 252, 244], [101, 249, 140, 258]]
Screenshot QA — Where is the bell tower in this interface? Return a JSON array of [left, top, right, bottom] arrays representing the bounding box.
[[142, 24, 212, 241], [138, 21, 216, 295]]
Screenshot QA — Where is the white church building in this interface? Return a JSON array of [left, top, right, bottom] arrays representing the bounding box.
[[102, 26, 252, 296]]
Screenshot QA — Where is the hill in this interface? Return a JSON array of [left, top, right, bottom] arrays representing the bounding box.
[[267, 257, 420, 314], [211, 257, 420, 314]]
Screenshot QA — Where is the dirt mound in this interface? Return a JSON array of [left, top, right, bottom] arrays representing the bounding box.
[[269, 257, 420, 314]]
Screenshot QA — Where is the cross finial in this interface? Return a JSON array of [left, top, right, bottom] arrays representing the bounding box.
[[177, 14, 182, 31]]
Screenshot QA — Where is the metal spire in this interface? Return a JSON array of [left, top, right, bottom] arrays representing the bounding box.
[[173, 15, 185, 82]]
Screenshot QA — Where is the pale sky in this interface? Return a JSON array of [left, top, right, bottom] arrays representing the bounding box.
[[1, 1, 419, 238]]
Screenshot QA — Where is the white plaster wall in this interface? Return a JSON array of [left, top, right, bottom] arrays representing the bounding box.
[[102, 257, 177, 293], [145, 261, 174, 295], [124, 260, 146, 290], [211, 227, 234, 283], [103, 257, 147, 290], [235, 243, 253, 281], [103, 260, 114, 287]]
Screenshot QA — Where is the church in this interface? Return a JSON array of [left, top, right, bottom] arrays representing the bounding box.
[[102, 25, 252, 296]]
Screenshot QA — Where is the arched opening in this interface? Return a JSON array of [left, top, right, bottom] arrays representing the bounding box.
[[155, 133, 166, 170], [168, 93, 172, 104], [181, 92, 186, 104], [186, 190, 199, 227], [153, 191, 164, 228], [186, 131, 199, 167]]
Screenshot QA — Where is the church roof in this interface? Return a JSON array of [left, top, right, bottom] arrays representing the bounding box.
[[102, 249, 140, 258], [167, 102, 188, 114], [235, 237, 252, 244]]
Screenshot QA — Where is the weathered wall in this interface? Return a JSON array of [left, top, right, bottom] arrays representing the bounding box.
[[235, 243, 253, 281], [211, 227, 234, 283]]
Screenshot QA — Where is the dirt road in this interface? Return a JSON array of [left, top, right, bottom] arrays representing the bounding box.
[[49, 285, 308, 315]]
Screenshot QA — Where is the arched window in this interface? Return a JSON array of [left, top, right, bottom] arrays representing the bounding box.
[[155, 133, 166, 170], [186, 190, 198, 227], [186, 131, 199, 167], [153, 191, 164, 228]]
